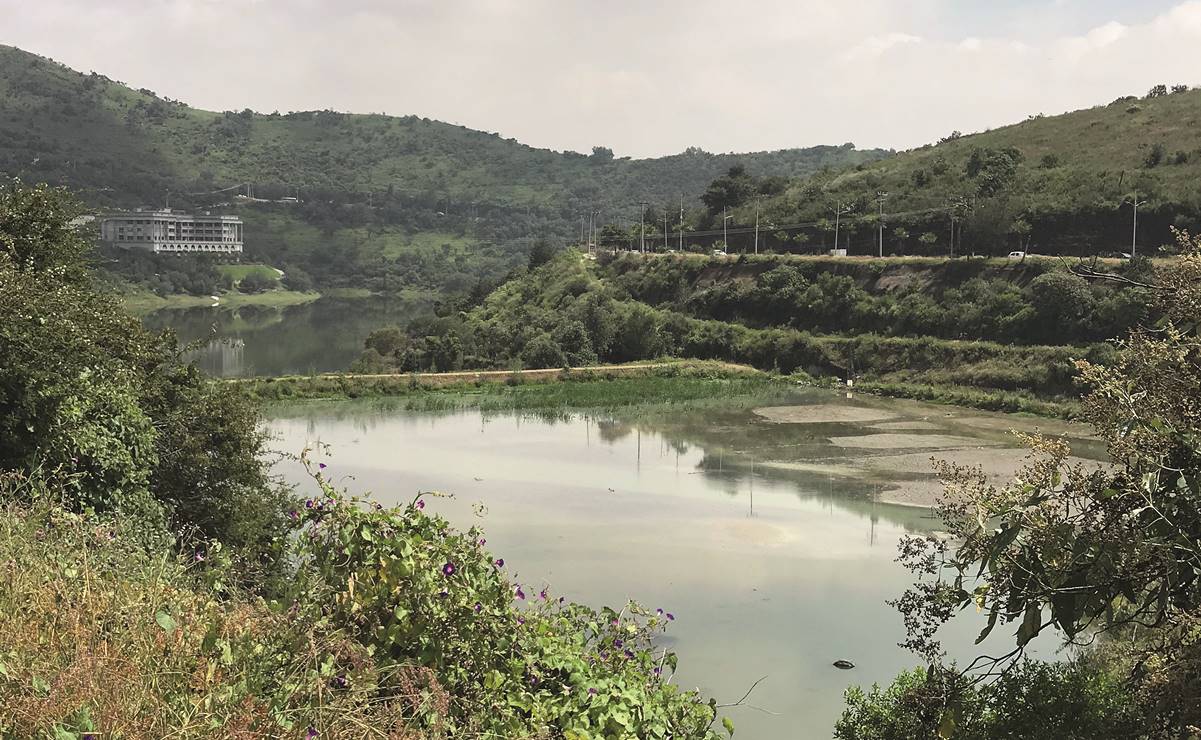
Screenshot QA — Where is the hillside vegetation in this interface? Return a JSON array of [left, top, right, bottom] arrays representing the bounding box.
[[346, 250, 1169, 415], [691, 87, 1201, 257], [0, 44, 885, 295]]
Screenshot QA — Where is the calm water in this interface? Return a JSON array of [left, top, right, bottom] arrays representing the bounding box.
[[141, 296, 428, 376], [267, 392, 1094, 739]]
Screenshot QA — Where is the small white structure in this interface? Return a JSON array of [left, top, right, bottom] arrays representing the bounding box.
[[100, 208, 243, 255]]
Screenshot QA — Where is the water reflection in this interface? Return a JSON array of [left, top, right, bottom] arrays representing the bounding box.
[[266, 393, 1083, 737], [142, 296, 431, 376]]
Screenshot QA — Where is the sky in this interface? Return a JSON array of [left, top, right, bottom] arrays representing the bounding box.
[[2, 0, 1199, 158]]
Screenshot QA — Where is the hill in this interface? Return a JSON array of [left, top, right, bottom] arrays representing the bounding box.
[[709, 87, 1201, 257], [0, 45, 887, 294], [338, 248, 1181, 416]]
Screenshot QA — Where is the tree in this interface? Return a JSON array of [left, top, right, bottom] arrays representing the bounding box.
[[1170, 84, 1190, 94], [886, 229, 1201, 733], [520, 333, 567, 369], [1143, 143, 1166, 169], [701, 165, 755, 215], [589, 146, 614, 163], [1147, 84, 1169, 98], [0, 181, 291, 576], [527, 239, 556, 270]]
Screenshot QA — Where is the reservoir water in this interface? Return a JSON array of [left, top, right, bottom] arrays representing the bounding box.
[[266, 391, 1100, 738], [142, 296, 426, 377]]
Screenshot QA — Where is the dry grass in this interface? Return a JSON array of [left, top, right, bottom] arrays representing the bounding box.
[[0, 499, 438, 739]]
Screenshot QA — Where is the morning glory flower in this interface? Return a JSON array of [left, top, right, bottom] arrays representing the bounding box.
[[588, 687, 598, 695], [666, 613, 675, 621], [474, 602, 483, 613], [515, 585, 526, 600], [655, 608, 664, 616], [494, 558, 505, 568], [624, 649, 635, 660], [318, 463, 327, 470], [306, 729, 319, 740], [442, 562, 456, 577], [613, 639, 623, 648], [539, 588, 548, 600]]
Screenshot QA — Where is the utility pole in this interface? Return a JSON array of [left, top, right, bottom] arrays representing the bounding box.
[[723, 207, 732, 252], [639, 201, 647, 254], [678, 195, 684, 252], [753, 197, 761, 255], [876, 191, 889, 258], [663, 208, 669, 252], [1128, 191, 1147, 258], [833, 202, 851, 253]]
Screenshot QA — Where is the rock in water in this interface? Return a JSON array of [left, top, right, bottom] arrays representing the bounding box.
[[832, 660, 855, 670]]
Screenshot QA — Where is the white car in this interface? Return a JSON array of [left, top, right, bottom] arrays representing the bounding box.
[[1007, 251, 1026, 259], [712, 249, 727, 257]]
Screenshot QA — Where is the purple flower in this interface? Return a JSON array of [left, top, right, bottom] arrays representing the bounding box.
[[318, 463, 327, 470], [474, 602, 483, 613], [477, 537, 487, 547], [528, 675, 538, 686], [438, 589, 449, 598], [613, 639, 623, 648], [306, 728, 319, 740], [539, 588, 548, 600], [331, 675, 347, 689], [666, 612, 675, 621], [653, 667, 662, 676], [515, 585, 526, 600], [288, 510, 299, 521], [304, 499, 315, 509], [588, 687, 598, 695], [517, 616, 526, 626], [655, 608, 664, 616], [559, 596, 565, 604], [624, 649, 635, 660], [610, 618, 619, 626], [599, 651, 608, 660], [442, 562, 456, 577], [415, 499, 425, 510], [194, 550, 205, 562], [494, 558, 505, 568]]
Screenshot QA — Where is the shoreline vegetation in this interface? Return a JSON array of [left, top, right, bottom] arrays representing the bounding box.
[[236, 359, 1079, 418], [121, 287, 322, 315]]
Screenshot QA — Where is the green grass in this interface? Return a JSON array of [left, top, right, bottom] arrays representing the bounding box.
[[121, 288, 320, 315], [216, 263, 281, 282]]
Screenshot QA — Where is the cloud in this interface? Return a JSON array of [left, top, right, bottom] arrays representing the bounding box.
[[0, 0, 1197, 157]]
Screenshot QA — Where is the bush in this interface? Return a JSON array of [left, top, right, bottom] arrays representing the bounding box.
[[835, 661, 1143, 740]]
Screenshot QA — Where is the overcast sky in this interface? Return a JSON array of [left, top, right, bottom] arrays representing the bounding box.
[[3, 0, 1199, 158]]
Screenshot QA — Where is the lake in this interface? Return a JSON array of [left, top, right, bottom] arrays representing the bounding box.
[[267, 390, 1098, 738], [142, 296, 425, 377]]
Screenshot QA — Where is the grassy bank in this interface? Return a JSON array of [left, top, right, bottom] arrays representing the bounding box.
[[239, 359, 1082, 419], [122, 288, 321, 315], [241, 361, 780, 408]]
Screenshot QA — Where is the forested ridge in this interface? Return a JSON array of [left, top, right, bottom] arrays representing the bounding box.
[[0, 44, 884, 297]]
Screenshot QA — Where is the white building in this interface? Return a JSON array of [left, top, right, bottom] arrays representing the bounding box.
[[100, 209, 244, 254]]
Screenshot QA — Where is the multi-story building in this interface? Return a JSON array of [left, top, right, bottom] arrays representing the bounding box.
[[100, 209, 244, 254]]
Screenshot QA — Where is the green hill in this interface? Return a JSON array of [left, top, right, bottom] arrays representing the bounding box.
[[0, 45, 887, 294], [716, 87, 1201, 257]]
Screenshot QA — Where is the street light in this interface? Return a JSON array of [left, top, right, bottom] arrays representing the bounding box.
[[723, 208, 734, 252], [833, 202, 852, 253], [1126, 192, 1147, 259]]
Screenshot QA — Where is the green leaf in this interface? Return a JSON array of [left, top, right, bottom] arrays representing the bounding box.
[[722, 716, 736, 736], [155, 610, 177, 634], [1016, 603, 1041, 646]]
